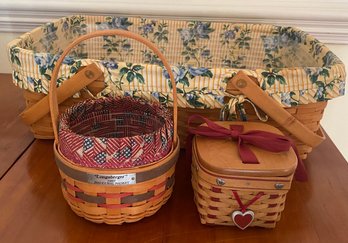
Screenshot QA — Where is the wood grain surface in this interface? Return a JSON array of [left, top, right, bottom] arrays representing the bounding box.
[[0, 74, 33, 178], [0, 137, 347, 243]]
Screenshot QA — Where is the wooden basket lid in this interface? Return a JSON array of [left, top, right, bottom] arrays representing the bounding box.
[[194, 121, 298, 177]]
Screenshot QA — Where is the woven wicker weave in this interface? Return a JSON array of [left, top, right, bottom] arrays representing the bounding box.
[[192, 170, 288, 228], [55, 141, 179, 224]]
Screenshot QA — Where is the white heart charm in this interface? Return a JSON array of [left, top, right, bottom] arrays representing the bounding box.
[[232, 210, 254, 230]]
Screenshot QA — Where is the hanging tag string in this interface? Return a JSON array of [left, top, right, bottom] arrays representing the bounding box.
[[232, 191, 265, 213], [187, 114, 308, 181]]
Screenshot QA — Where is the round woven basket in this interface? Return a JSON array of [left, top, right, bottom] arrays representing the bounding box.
[[49, 29, 179, 224], [59, 96, 173, 169], [54, 140, 179, 224]]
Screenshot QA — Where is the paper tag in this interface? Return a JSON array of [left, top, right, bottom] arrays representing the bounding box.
[[87, 173, 136, 185]]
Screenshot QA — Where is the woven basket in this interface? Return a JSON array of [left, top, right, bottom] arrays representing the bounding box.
[[179, 101, 326, 159], [59, 96, 173, 169], [8, 15, 346, 158], [191, 167, 290, 228], [24, 93, 325, 159], [191, 122, 297, 229], [49, 29, 180, 224], [23, 89, 92, 139], [55, 140, 179, 224]]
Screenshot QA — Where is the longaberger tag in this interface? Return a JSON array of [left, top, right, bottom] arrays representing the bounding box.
[[87, 173, 136, 185]]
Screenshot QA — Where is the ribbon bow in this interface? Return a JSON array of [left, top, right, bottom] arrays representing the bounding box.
[[187, 115, 307, 181]]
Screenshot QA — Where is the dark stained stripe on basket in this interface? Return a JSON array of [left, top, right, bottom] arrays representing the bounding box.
[[121, 191, 154, 204], [135, 153, 178, 182], [166, 175, 175, 189], [75, 191, 106, 204], [120, 176, 174, 204], [67, 175, 175, 204], [55, 151, 178, 185]]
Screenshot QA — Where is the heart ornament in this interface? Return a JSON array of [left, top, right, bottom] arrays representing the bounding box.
[[231, 210, 254, 230]]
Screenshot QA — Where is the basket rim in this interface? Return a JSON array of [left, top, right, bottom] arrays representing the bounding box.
[[7, 15, 346, 109], [54, 136, 180, 174], [7, 15, 344, 71], [59, 96, 173, 142], [58, 96, 175, 169]]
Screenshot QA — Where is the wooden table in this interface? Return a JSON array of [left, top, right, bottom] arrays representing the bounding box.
[[1, 73, 348, 243]]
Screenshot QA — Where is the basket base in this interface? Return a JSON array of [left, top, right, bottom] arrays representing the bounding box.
[[54, 138, 180, 224], [64, 187, 173, 224]]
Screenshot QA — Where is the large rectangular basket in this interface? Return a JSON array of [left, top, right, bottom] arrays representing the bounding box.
[[7, 15, 346, 159]]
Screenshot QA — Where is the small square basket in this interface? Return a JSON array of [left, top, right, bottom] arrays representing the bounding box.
[[191, 121, 298, 229]]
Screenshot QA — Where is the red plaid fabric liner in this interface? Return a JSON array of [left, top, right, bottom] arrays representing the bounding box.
[[58, 96, 173, 169]]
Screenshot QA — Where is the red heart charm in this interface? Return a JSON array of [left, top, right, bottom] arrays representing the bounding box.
[[232, 210, 254, 230]]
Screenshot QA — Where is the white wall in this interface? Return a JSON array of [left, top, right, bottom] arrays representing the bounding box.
[[320, 44, 348, 160], [0, 32, 21, 73]]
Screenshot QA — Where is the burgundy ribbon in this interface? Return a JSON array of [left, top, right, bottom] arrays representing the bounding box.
[[187, 114, 307, 181], [232, 191, 264, 213]]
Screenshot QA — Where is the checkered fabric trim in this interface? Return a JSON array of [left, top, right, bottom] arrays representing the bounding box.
[[58, 96, 173, 168]]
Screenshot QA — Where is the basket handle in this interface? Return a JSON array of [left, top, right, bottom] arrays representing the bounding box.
[[20, 64, 104, 125], [49, 29, 178, 146], [226, 71, 325, 148]]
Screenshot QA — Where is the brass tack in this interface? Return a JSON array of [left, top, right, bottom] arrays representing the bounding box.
[[85, 70, 95, 79], [216, 178, 225, 186], [274, 183, 284, 189], [236, 79, 247, 88]]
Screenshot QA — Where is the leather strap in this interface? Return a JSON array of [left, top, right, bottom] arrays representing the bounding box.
[[227, 71, 325, 148], [20, 63, 104, 125]]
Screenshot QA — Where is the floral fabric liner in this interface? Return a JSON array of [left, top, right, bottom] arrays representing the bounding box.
[[7, 15, 346, 108]]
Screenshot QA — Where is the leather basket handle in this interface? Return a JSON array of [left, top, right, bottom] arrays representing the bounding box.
[[227, 71, 325, 148]]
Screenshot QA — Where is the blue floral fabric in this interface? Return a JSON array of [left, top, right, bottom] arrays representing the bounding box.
[[7, 15, 346, 108]]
